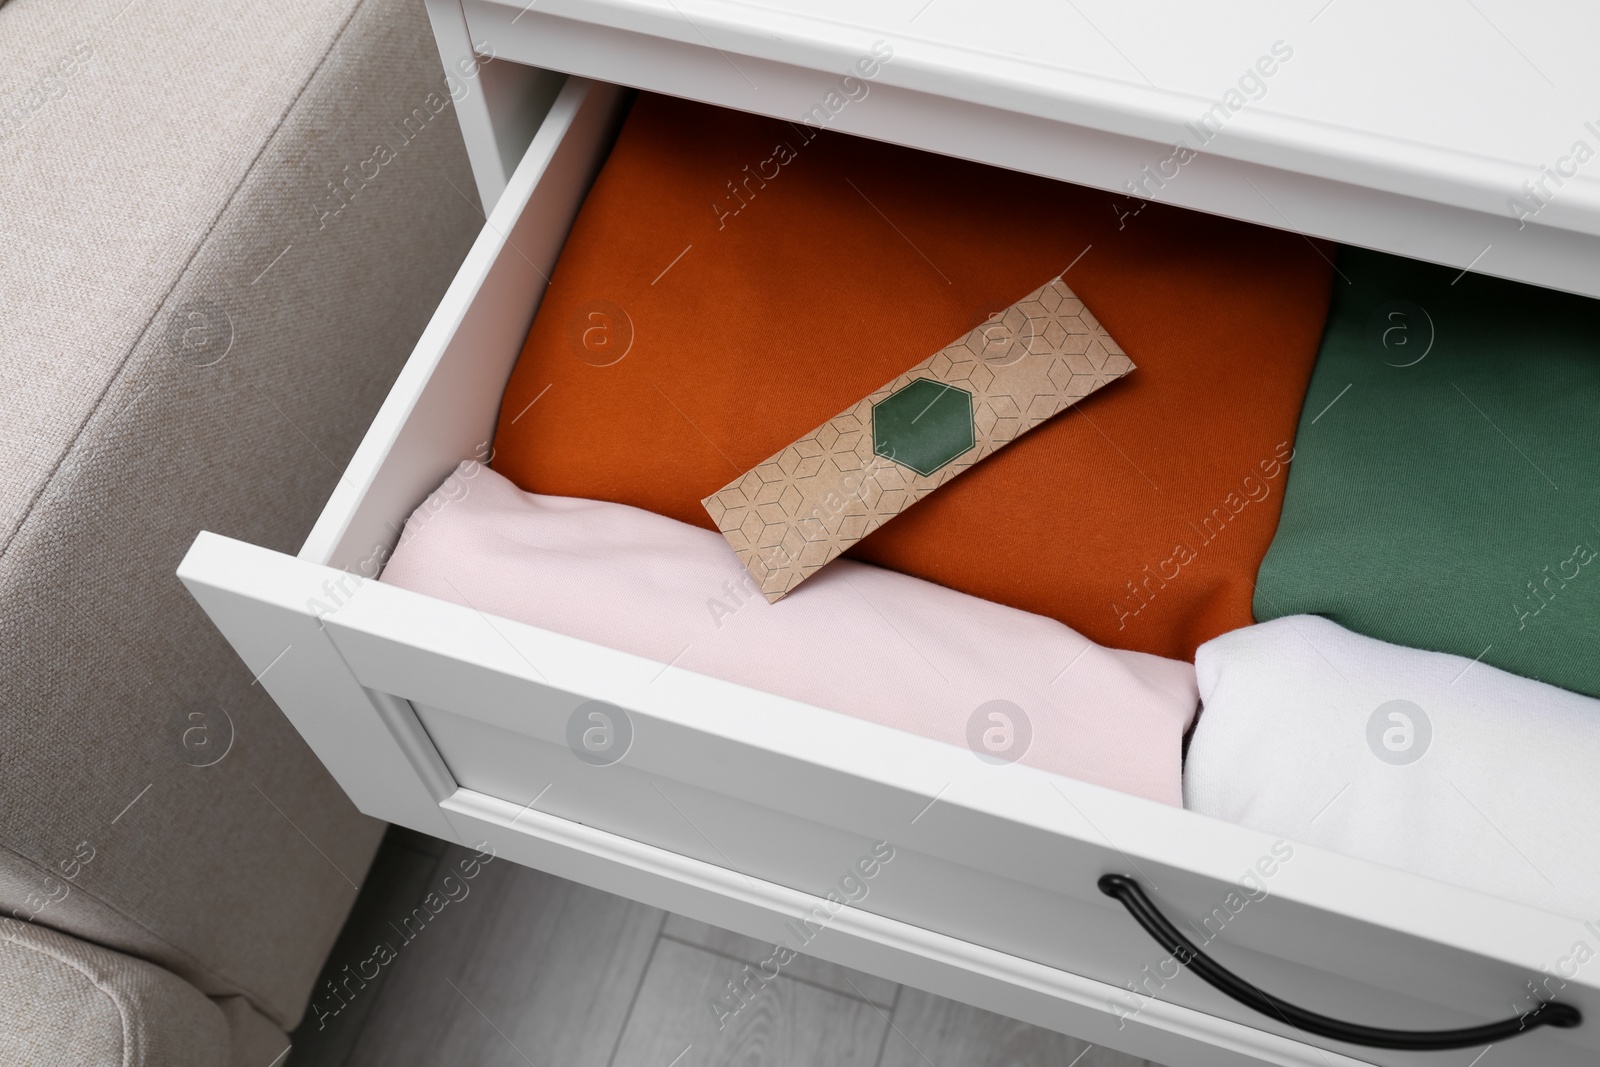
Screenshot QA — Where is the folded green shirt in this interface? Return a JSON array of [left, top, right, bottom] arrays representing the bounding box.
[[1256, 247, 1600, 698]]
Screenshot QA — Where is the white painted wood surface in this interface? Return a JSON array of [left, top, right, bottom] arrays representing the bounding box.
[[422, 0, 568, 211], [179, 526, 1598, 1064], [179, 41, 1600, 1067], [455, 0, 1600, 299], [179, 534, 457, 840]]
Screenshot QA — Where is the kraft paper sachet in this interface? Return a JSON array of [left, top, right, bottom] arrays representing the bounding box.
[[703, 275, 1133, 602]]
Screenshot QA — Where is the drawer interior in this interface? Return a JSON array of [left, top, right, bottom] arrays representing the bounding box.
[[269, 74, 1600, 1065]]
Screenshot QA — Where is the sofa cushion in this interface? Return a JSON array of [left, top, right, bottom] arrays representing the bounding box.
[[0, 0, 481, 1029]]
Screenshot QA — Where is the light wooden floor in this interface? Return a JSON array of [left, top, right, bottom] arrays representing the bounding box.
[[289, 828, 1167, 1067]]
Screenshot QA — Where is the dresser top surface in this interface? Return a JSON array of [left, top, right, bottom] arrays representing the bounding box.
[[480, 0, 1600, 232]]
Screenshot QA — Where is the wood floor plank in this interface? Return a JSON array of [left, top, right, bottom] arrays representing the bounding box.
[[341, 844, 662, 1067], [661, 913, 900, 1007], [287, 827, 450, 1067], [611, 938, 889, 1067], [879, 986, 1156, 1067]]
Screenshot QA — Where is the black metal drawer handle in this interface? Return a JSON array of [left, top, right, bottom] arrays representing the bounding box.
[[1099, 874, 1581, 1051]]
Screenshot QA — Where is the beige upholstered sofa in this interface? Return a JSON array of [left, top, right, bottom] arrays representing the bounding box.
[[0, 0, 480, 1061]]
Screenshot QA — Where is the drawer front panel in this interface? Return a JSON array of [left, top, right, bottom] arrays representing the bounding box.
[[180, 533, 1599, 1066], [322, 570, 1596, 1066]]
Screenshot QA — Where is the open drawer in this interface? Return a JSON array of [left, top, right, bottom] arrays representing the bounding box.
[[179, 77, 1599, 1067]]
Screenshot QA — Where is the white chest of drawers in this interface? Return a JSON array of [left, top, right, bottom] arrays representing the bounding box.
[[180, 4, 1600, 1064]]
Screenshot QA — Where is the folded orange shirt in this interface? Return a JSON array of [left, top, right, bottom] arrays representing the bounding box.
[[492, 93, 1332, 660]]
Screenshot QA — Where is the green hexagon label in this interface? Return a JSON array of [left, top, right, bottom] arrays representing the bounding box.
[[871, 378, 976, 477]]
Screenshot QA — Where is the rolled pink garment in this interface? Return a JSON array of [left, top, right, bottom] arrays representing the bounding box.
[[382, 463, 1199, 805]]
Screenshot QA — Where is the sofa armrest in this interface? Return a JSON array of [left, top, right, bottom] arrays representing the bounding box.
[[0, 920, 230, 1067], [0, 0, 482, 1029]]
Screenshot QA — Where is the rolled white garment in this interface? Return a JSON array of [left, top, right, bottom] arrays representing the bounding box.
[[1186, 614, 1600, 918]]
